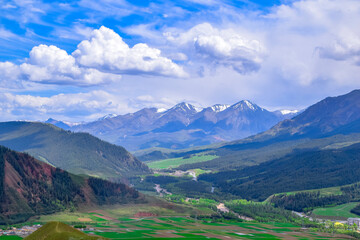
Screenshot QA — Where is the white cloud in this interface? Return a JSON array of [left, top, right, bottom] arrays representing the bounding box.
[[0, 28, 17, 39], [0, 62, 23, 88], [317, 38, 360, 65], [262, 0, 360, 85], [0, 26, 189, 88], [165, 23, 264, 74], [19, 44, 120, 86], [0, 90, 132, 121], [73, 26, 187, 77]]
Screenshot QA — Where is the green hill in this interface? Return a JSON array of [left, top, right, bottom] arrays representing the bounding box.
[[0, 121, 150, 179], [199, 142, 360, 201], [0, 146, 144, 224], [24, 221, 106, 240]]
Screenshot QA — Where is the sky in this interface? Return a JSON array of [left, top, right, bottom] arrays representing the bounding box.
[[0, 0, 360, 122]]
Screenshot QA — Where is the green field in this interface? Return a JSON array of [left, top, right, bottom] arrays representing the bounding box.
[[2, 217, 351, 240], [35, 203, 199, 224], [147, 155, 217, 169], [281, 185, 343, 197], [312, 202, 359, 218]]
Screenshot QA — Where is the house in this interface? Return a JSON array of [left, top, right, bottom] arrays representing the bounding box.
[[347, 218, 360, 228]]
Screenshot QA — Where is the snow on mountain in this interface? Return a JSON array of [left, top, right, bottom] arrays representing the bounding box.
[[45, 118, 82, 130], [168, 102, 199, 114], [211, 104, 230, 112], [97, 113, 118, 121], [156, 108, 167, 113], [280, 110, 299, 115], [230, 100, 263, 111], [50, 99, 302, 151]]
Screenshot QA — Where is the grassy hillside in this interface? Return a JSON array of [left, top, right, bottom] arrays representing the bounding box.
[[0, 121, 150, 178], [312, 202, 359, 219], [24, 221, 105, 240], [0, 146, 144, 224], [199, 142, 360, 201]]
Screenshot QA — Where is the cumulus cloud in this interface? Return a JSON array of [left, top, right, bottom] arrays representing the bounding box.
[[73, 26, 187, 77], [20, 44, 119, 86], [165, 23, 264, 74], [0, 26, 187, 88], [262, 0, 360, 86]]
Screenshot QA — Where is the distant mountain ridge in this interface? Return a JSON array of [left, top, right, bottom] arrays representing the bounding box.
[[0, 121, 150, 179], [50, 101, 299, 151]]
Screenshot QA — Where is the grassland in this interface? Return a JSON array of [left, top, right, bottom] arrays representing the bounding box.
[[147, 155, 217, 169], [1, 200, 356, 240], [3, 217, 353, 240], [280, 185, 343, 197], [312, 202, 359, 219], [34, 202, 200, 224]]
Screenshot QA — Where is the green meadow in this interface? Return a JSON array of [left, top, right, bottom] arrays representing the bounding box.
[[147, 155, 217, 169], [312, 202, 359, 218]]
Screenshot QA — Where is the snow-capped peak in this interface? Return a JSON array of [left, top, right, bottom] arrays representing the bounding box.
[[171, 102, 201, 113], [231, 100, 259, 111], [211, 104, 230, 112], [98, 113, 117, 121]]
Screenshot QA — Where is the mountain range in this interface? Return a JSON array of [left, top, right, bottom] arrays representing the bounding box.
[[138, 90, 360, 171], [0, 122, 150, 179], [47, 101, 299, 151], [137, 89, 360, 202]]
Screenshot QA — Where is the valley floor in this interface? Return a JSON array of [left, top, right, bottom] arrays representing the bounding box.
[[0, 203, 356, 240], [0, 216, 354, 240]]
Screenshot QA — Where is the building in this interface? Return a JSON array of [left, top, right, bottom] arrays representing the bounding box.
[[347, 218, 360, 228]]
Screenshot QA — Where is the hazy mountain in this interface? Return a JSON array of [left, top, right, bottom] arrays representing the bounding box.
[[0, 145, 143, 224], [0, 122, 150, 179], [70, 100, 297, 151], [273, 109, 300, 120], [45, 118, 72, 130]]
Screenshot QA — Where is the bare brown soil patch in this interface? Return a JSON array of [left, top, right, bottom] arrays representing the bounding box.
[[134, 212, 158, 218]]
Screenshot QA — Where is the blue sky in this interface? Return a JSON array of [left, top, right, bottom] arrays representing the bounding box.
[[0, 0, 360, 121]]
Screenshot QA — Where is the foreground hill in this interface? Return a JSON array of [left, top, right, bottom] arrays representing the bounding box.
[[0, 121, 150, 179], [69, 101, 297, 151], [24, 221, 106, 240], [0, 145, 144, 224]]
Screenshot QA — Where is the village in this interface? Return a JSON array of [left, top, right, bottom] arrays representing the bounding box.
[[0, 224, 42, 237]]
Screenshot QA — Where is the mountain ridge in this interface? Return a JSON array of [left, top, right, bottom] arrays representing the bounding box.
[[139, 89, 360, 172], [58, 100, 299, 151], [0, 121, 151, 179]]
